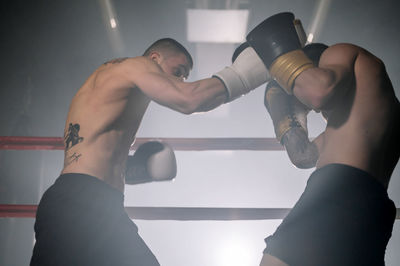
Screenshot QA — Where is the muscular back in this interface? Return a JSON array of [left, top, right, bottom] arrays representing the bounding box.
[[61, 57, 151, 191], [314, 45, 400, 187]]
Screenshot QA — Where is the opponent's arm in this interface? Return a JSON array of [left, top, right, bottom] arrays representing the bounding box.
[[293, 43, 360, 110], [246, 13, 359, 111]]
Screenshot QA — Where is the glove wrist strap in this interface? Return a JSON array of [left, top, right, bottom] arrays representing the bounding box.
[[269, 50, 314, 94]]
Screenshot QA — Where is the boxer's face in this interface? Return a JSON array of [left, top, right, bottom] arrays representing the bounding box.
[[159, 52, 191, 81]]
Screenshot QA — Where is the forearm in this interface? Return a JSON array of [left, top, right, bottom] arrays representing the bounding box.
[[292, 67, 337, 110], [186, 77, 228, 113], [293, 44, 358, 110], [135, 69, 227, 114]]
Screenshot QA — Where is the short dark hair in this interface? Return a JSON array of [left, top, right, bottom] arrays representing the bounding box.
[[143, 38, 193, 69]]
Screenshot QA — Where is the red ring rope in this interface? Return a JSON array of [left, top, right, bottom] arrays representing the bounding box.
[[0, 204, 398, 220], [0, 136, 283, 151], [0, 136, 398, 220]]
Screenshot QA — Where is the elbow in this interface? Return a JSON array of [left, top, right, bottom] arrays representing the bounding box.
[[179, 108, 195, 115], [176, 104, 196, 115], [175, 96, 200, 115]]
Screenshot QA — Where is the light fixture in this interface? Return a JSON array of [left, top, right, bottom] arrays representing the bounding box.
[[186, 9, 249, 43]]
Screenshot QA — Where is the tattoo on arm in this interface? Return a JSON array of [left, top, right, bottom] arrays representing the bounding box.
[[64, 123, 84, 150], [103, 57, 129, 65]]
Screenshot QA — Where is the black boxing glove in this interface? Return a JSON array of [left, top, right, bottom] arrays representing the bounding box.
[[125, 141, 177, 185], [247, 12, 314, 94]]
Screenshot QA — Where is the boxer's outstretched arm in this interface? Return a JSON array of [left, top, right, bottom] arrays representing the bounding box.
[[138, 73, 227, 114], [133, 45, 269, 114], [127, 57, 228, 114], [293, 43, 360, 110]]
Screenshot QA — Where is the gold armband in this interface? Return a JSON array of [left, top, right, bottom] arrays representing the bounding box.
[[269, 50, 314, 94]]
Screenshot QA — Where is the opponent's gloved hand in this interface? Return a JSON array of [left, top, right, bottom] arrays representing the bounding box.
[[213, 42, 271, 103], [264, 80, 310, 144], [265, 80, 318, 168], [125, 141, 177, 185], [247, 12, 314, 94]]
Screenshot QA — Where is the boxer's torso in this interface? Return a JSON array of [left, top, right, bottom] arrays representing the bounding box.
[[316, 51, 400, 188], [61, 57, 150, 192]]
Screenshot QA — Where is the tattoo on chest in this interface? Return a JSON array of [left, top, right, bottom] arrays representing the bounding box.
[[64, 123, 84, 150], [103, 57, 129, 65]]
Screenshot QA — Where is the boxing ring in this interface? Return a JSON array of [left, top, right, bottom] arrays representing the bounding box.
[[0, 136, 399, 220]]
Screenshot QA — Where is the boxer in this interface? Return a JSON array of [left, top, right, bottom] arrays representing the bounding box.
[[31, 37, 270, 266], [250, 13, 399, 266]]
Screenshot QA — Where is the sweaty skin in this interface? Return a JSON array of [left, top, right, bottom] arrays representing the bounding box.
[[61, 52, 226, 192], [261, 43, 400, 266]]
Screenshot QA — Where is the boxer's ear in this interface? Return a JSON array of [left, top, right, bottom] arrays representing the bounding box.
[[149, 51, 161, 64]]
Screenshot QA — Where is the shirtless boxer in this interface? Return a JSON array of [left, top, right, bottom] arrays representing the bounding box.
[[30, 38, 269, 266], [248, 13, 400, 266]]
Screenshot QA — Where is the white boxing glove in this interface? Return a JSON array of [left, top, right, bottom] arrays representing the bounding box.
[[213, 43, 271, 102], [125, 141, 177, 185]]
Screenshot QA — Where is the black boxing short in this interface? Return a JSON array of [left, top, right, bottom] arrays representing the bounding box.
[[30, 173, 160, 266], [264, 164, 396, 266]]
